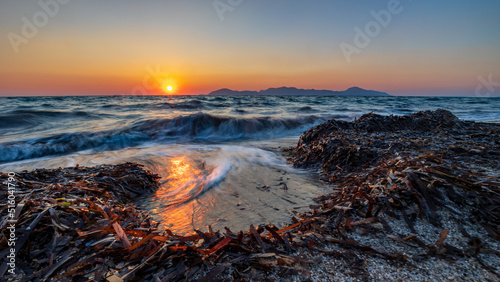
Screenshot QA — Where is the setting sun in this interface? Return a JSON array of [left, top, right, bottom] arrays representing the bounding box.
[[162, 82, 174, 93], [160, 79, 177, 94]]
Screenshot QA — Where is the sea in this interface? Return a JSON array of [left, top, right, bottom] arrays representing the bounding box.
[[1, 95, 499, 234]]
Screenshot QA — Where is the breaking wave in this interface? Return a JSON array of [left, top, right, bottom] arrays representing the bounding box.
[[0, 113, 325, 163]]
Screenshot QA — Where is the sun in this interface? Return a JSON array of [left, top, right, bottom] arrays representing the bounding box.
[[162, 82, 174, 93], [159, 78, 179, 95]]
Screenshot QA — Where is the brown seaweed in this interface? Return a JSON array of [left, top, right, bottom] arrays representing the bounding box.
[[1, 110, 499, 280]]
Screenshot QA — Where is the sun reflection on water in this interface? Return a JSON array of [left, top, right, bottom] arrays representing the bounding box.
[[154, 156, 207, 204], [151, 156, 211, 234]]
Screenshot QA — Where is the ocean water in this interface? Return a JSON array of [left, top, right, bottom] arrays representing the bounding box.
[[1, 95, 499, 233]]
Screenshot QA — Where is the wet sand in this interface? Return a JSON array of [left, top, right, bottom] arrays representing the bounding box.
[[0, 140, 330, 235]]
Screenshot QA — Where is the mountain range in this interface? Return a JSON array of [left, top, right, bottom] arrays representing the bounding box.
[[207, 87, 390, 96]]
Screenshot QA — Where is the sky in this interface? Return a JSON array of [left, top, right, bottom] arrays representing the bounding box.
[[1, 0, 499, 96]]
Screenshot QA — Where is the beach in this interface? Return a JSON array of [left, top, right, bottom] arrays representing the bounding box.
[[3, 0, 500, 280], [1, 103, 499, 280]]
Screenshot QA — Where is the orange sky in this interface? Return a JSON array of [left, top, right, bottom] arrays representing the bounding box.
[[1, 1, 499, 96]]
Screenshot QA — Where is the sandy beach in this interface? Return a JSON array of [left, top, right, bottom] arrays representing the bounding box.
[[1, 110, 499, 281]]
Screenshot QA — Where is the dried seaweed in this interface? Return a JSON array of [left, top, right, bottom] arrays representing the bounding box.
[[289, 110, 500, 240], [286, 109, 500, 275], [0, 163, 315, 281], [1, 110, 499, 280]]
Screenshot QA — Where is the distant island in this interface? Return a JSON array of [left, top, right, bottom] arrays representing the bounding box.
[[207, 86, 391, 96]]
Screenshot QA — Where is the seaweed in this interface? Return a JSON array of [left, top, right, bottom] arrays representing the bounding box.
[[1, 110, 499, 280]]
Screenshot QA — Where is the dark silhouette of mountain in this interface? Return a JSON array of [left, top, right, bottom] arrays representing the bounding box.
[[207, 86, 390, 96], [208, 88, 258, 96]]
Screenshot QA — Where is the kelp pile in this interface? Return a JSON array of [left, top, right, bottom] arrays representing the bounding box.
[[1, 109, 499, 281], [1, 163, 329, 281], [287, 109, 500, 276]]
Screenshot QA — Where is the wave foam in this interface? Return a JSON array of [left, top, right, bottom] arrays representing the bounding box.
[[0, 113, 324, 163]]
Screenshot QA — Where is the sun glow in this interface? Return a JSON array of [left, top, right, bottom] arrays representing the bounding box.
[[162, 81, 175, 94]]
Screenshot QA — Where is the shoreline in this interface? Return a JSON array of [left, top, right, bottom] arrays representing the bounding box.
[[1, 109, 499, 281], [286, 109, 500, 280]]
